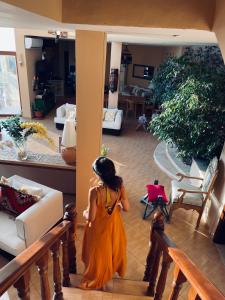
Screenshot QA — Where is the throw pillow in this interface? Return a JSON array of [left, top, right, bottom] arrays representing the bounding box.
[[0, 184, 37, 216], [19, 185, 43, 200], [0, 176, 12, 186], [104, 110, 118, 122]]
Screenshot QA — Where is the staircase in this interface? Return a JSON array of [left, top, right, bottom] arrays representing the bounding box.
[[0, 204, 225, 300], [62, 275, 151, 299]]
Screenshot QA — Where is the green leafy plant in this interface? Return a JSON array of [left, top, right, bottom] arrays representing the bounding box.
[[101, 144, 109, 157], [149, 46, 225, 161]]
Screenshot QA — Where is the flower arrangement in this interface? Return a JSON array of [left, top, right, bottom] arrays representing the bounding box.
[[1, 116, 53, 159]]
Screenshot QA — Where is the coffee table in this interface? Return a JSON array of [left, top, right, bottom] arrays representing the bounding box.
[[0, 148, 75, 194]]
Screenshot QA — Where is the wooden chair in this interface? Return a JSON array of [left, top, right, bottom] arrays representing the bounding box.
[[169, 157, 218, 229]]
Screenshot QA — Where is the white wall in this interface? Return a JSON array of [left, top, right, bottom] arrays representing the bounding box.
[[0, 28, 16, 51]]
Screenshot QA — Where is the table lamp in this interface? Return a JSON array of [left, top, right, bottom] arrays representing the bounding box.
[[61, 119, 76, 165]]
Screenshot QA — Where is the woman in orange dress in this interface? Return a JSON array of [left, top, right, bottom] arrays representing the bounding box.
[[79, 156, 129, 290]]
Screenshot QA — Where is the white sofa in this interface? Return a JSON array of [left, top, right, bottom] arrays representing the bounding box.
[[54, 103, 123, 135], [0, 175, 63, 256]]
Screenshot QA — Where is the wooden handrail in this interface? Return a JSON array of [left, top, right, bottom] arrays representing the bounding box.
[[0, 203, 77, 299], [169, 248, 225, 300], [0, 221, 70, 295], [144, 212, 225, 300]]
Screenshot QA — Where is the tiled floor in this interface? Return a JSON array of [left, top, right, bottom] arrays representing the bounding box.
[[1, 114, 225, 299]]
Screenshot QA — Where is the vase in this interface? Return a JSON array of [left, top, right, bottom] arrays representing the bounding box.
[[15, 142, 28, 160], [61, 147, 76, 165]]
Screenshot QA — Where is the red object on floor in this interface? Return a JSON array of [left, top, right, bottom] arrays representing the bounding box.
[[146, 184, 168, 203]]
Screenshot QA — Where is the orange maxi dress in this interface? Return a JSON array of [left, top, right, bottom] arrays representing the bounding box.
[[80, 186, 127, 289]]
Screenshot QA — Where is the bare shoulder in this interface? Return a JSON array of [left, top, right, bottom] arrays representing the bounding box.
[[89, 185, 103, 199], [89, 187, 97, 196], [120, 184, 126, 192]]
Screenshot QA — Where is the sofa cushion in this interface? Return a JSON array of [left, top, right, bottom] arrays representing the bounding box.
[[0, 184, 37, 216], [103, 109, 123, 130], [104, 109, 118, 121], [0, 211, 26, 256], [1, 176, 43, 199], [19, 185, 43, 200]]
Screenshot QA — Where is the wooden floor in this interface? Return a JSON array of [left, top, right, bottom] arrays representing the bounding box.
[[1, 115, 225, 299]]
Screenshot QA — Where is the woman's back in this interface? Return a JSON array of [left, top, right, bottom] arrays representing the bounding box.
[[80, 184, 127, 290]]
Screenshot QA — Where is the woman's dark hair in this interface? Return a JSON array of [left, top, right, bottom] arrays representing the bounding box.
[[92, 156, 123, 191]]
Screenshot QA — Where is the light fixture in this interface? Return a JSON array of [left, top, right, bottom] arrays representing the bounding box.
[[61, 119, 76, 165], [121, 45, 132, 66]]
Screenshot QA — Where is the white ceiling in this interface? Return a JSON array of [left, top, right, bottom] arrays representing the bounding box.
[[0, 1, 218, 46]]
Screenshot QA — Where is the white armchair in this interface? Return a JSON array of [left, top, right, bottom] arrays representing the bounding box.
[[0, 175, 63, 256], [169, 157, 218, 229]]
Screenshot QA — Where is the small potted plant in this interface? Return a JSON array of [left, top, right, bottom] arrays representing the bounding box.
[[101, 144, 109, 157]]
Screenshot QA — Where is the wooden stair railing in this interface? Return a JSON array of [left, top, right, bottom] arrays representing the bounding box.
[[143, 212, 176, 299], [144, 212, 225, 300], [168, 248, 225, 300], [0, 203, 77, 300]]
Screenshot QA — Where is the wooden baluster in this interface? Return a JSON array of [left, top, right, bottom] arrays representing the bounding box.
[[188, 286, 201, 300], [13, 271, 30, 300], [168, 265, 187, 300], [36, 252, 51, 300], [61, 231, 71, 287], [63, 203, 77, 274], [154, 252, 173, 300], [50, 240, 63, 300], [143, 212, 165, 297], [143, 234, 158, 282], [147, 244, 162, 296]]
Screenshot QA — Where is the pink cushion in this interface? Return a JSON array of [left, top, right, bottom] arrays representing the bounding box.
[[146, 184, 168, 203]]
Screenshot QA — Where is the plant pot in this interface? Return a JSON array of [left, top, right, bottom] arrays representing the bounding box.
[[61, 147, 76, 165], [34, 111, 44, 119]]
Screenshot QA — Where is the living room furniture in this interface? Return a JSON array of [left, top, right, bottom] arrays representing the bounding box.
[[54, 103, 123, 135], [0, 151, 75, 194], [119, 85, 152, 102], [169, 157, 218, 229], [0, 175, 63, 256]]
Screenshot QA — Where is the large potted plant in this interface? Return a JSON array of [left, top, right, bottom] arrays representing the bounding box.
[[149, 46, 225, 161]]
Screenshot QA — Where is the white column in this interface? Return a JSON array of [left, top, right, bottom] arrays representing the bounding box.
[[108, 42, 122, 109]]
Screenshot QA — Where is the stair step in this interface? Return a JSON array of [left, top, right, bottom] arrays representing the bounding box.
[[62, 274, 151, 299]]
